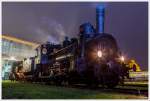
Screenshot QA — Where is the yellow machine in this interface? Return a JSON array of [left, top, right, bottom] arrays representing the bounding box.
[[127, 59, 141, 72]]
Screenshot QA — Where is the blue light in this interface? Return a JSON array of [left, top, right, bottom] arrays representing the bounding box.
[[96, 5, 105, 33]]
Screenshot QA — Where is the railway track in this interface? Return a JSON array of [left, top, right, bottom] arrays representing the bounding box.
[[68, 84, 148, 97], [100, 87, 148, 97], [22, 80, 149, 97]]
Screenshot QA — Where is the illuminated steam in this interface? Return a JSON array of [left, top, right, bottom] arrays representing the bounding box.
[[40, 16, 66, 43], [28, 16, 66, 44]]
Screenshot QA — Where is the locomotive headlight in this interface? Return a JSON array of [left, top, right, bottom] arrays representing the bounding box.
[[120, 56, 125, 62], [97, 50, 102, 58], [42, 48, 47, 54]]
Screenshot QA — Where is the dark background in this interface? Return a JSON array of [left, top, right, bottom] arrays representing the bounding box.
[[2, 2, 148, 70]]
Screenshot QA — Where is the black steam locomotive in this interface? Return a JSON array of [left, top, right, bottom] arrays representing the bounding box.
[[19, 6, 129, 88]]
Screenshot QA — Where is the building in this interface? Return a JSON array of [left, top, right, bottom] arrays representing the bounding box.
[[2, 35, 39, 79]]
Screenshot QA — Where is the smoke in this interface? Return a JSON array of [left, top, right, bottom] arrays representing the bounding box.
[[40, 16, 66, 43], [27, 16, 66, 44], [35, 27, 58, 43]]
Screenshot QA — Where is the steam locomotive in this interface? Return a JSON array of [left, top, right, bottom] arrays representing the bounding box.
[[17, 6, 129, 88]]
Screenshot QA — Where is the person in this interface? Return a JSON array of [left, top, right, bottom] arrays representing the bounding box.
[[9, 72, 15, 82], [132, 64, 137, 72]]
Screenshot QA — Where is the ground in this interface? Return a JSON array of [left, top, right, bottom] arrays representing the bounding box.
[[2, 80, 148, 99]]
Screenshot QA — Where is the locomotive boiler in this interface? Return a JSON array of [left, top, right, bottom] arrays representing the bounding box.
[[21, 5, 129, 88]]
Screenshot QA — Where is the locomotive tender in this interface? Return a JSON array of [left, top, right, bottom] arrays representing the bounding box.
[[21, 5, 128, 88]]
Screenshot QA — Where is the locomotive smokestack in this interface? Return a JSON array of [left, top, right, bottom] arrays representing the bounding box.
[[96, 5, 105, 33]]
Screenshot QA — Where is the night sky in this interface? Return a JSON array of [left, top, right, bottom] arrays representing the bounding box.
[[2, 2, 148, 70]]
